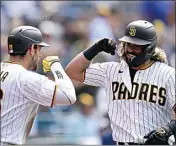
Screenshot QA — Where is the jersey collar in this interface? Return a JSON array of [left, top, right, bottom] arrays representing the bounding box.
[[139, 61, 155, 70], [3, 60, 18, 64]]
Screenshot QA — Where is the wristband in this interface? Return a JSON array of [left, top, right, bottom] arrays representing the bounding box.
[[83, 43, 102, 61], [50, 60, 60, 67]]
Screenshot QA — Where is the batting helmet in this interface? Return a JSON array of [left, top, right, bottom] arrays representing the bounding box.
[[8, 26, 49, 55], [119, 20, 157, 67]]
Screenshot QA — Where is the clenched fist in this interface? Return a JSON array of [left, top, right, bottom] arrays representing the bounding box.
[[97, 38, 117, 55], [42, 56, 60, 73], [83, 38, 117, 61]]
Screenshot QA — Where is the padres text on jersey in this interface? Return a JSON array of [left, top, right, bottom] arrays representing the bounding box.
[[83, 61, 175, 143]]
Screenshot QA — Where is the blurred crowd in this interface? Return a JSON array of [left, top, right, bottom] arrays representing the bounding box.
[[1, 1, 175, 145]]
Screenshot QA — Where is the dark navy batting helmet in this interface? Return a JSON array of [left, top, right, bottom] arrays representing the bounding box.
[[8, 26, 49, 55], [119, 20, 157, 67]]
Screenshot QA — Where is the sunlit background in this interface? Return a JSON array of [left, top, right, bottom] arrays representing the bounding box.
[[1, 1, 175, 145]]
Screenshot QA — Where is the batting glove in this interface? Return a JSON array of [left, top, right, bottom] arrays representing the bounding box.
[[42, 56, 61, 73], [97, 38, 117, 55], [144, 129, 170, 145], [144, 120, 176, 145], [83, 38, 117, 61]]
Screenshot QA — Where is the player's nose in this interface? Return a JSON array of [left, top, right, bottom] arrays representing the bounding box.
[[127, 47, 135, 53]]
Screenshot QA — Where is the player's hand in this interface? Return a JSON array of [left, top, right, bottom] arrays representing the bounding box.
[[97, 38, 117, 55], [42, 56, 61, 73], [144, 128, 171, 145], [144, 120, 176, 145]]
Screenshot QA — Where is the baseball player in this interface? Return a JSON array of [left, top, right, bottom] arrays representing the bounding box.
[[0, 26, 76, 145], [66, 20, 175, 145]]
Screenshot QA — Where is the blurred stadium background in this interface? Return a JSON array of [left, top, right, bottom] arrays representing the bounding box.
[[1, 1, 175, 145]]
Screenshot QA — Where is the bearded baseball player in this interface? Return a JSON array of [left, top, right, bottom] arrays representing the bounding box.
[[0, 26, 76, 145], [66, 20, 176, 145]]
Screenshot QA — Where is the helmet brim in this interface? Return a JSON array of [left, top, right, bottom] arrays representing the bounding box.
[[119, 36, 151, 45], [36, 42, 50, 47]]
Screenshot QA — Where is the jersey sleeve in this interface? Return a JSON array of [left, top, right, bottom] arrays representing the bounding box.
[[166, 69, 176, 109], [83, 62, 110, 88], [19, 71, 56, 107]]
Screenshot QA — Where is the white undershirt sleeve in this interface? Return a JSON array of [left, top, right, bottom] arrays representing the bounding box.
[[50, 62, 76, 105]]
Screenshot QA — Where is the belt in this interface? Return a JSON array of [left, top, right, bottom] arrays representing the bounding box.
[[118, 142, 140, 145]]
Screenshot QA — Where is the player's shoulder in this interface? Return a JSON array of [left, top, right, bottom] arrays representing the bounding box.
[[154, 61, 175, 76], [155, 61, 175, 71], [99, 61, 120, 67], [94, 61, 121, 71], [18, 70, 50, 86], [1, 61, 26, 72], [23, 70, 47, 80]]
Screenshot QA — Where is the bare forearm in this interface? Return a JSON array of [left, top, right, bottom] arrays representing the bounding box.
[[65, 52, 91, 82], [66, 38, 117, 82]]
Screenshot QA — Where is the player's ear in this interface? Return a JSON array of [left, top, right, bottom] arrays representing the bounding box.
[[28, 44, 35, 55]]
